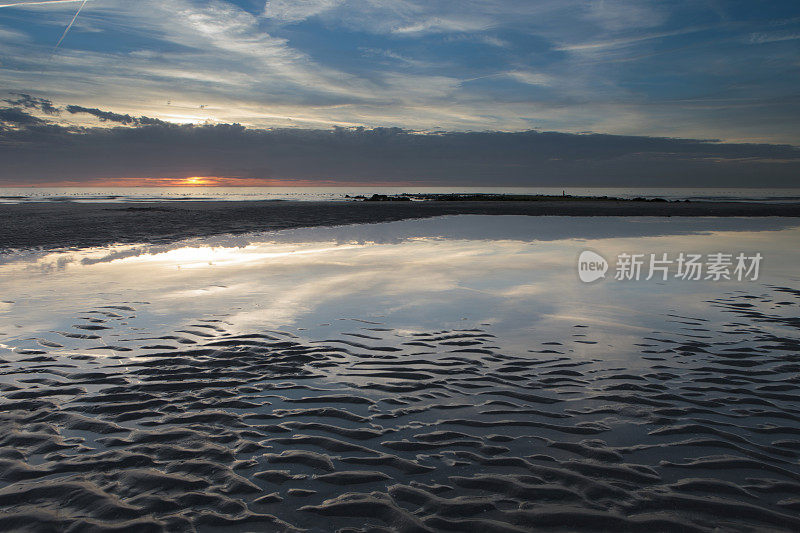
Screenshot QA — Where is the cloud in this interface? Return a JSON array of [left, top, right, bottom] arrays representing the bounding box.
[[66, 105, 166, 125], [749, 31, 800, 44], [0, 106, 46, 126], [263, 0, 343, 23], [391, 15, 493, 36], [506, 70, 553, 86], [586, 0, 666, 31], [553, 26, 712, 52], [1, 101, 798, 187], [1, 0, 799, 144], [0, 27, 30, 42], [4, 93, 60, 114]]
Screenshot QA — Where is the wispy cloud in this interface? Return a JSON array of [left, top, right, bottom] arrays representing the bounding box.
[[506, 70, 553, 87], [554, 26, 713, 52], [263, 0, 343, 23], [0, 27, 30, 41], [749, 31, 800, 44], [585, 0, 666, 31], [1, 0, 798, 143], [391, 15, 493, 35]]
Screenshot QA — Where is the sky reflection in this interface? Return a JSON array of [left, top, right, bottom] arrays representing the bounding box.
[[1, 215, 799, 366]]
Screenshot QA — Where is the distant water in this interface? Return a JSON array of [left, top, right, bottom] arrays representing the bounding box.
[[1, 186, 800, 204]]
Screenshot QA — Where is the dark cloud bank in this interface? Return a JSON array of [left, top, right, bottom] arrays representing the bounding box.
[[1, 94, 799, 186]]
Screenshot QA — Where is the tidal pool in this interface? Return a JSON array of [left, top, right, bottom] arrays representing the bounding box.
[[0, 215, 799, 532]]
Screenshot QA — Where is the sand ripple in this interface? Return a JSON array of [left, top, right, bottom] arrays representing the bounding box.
[[1, 288, 800, 531]]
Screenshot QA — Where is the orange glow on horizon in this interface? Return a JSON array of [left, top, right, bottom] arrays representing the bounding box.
[[181, 176, 218, 186], [8, 177, 428, 188]]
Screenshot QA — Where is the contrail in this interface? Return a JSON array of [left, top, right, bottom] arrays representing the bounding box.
[[0, 0, 91, 53], [0, 0, 84, 7], [54, 0, 88, 51]]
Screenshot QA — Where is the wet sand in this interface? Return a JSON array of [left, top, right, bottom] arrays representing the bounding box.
[[1, 288, 800, 531], [2, 199, 800, 251], [2, 216, 800, 531]]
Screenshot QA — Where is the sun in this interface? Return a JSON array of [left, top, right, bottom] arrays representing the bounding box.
[[180, 176, 217, 186]]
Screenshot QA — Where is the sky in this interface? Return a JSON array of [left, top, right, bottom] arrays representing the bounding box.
[[0, 0, 799, 186]]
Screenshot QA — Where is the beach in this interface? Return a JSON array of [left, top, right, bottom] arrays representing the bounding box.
[[1, 215, 799, 531], [2, 198, 800, 251], [4, 0, 800, 529]]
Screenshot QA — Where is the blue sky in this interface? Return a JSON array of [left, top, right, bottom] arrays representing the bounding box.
[[1, 0, 798, 143]]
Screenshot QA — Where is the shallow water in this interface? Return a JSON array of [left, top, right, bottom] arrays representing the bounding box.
[[1, 216, 799, 532]]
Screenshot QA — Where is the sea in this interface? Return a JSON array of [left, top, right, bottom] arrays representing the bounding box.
[[1, 186, 800, 204]]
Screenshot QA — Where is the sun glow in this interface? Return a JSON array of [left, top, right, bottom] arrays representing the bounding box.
[[181, 176, 217, 186], [14, 177, 426, 187]]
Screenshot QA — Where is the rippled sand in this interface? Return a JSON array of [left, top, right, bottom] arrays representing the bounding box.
[[1, 217, 799, 531], [1, 290, 799, 532]]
